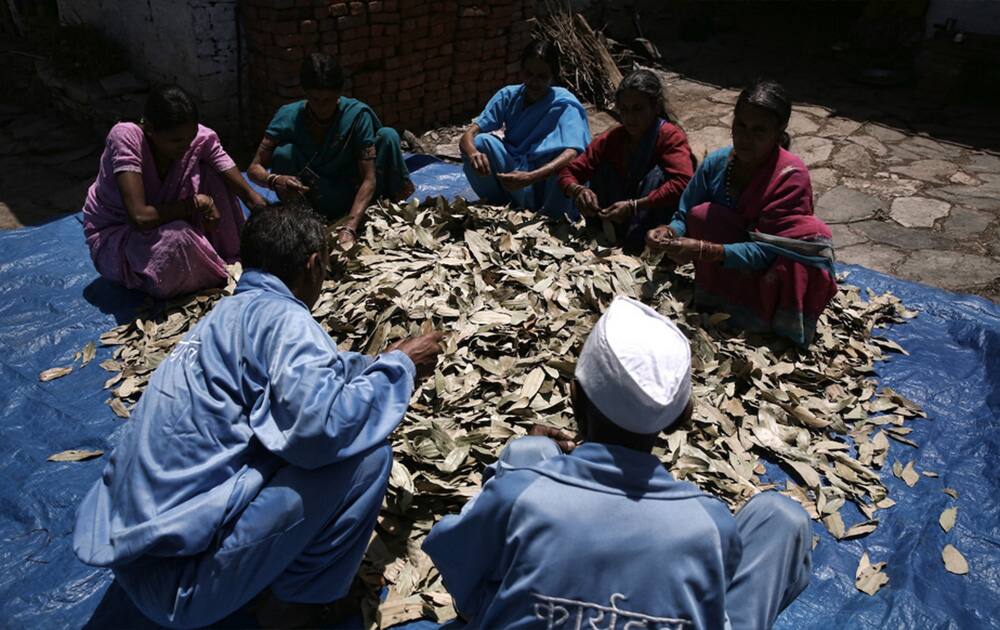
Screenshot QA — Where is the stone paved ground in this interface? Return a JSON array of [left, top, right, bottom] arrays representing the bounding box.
[[3, 33, 998, 302]]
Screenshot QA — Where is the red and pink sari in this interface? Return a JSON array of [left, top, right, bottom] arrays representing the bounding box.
[[686, 147, 837, 346]]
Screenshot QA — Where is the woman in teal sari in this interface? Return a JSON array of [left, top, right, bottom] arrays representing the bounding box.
[[248, 53, 413, 247]]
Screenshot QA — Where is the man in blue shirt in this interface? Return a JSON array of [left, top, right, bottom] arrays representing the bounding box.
[[74, 203, 443, 628], [424, 296, 812, 629]]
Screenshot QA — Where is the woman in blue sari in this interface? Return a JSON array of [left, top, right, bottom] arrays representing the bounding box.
[[248, 53, 413, 247], [460, 41, 591, 219]]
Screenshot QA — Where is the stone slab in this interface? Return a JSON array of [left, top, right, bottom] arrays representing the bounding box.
[[820, 117, 862, 138], [830, 223, 868, 249], [854, 220, 954, 250], [889, 159, 958, 183], [688, 126, 731, 162], [898, 135, 964, 160], [787, 111, 819, 135], [792, 136, 834, 167], [836, 243, 905, 275], [889, 196, 951, 228], [842, 176, 922, 199], [809, 168, 839, 191], [864, 123, 906, 143], [832, 143, 875, 173], [964, 153, 1000, 174], [708, 88, 740, 104], [943, 207, 995, 239], [925, 189, 1000, 213], [816, 186, 882, 224], [795, 104, 831, 119], [949, 171, 981, 186], [848, 135, 889, 157], [896, 250, 1000, 290]]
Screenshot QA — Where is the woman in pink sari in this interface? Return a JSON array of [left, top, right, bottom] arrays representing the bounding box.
[[647, 80, 837, 346], [83, 85, 266, 299]]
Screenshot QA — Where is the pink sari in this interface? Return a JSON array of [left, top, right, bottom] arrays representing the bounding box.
[[82, 123, 245, 299], [686, 148, 837, 346]]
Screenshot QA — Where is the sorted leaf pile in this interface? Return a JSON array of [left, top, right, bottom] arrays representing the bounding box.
[[97, 198, 927, 624]]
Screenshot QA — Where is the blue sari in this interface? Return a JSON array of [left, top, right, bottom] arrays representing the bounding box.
[[464, 85, 591, 218]]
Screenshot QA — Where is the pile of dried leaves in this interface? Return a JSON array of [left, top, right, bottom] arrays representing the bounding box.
[[95, 198, 934, 624]]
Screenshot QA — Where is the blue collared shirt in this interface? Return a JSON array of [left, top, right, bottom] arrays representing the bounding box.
[[423, 442, 741, 630], [74, 269, 415, 566]]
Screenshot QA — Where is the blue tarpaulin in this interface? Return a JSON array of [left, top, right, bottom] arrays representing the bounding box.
[[0, 157, 997, 629]]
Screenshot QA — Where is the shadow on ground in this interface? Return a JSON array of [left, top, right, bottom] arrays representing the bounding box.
[[599, 1, 1000, 153]]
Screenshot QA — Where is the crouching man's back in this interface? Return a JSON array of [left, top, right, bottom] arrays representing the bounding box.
[[424, 297, 812, 630]]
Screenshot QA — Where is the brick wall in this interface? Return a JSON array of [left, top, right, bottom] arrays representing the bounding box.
[[56, 0, 241, 137], [242, 0, 536, 134]]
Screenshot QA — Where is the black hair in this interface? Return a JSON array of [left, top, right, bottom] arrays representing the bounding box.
[[143, 85, 198, 131], [737, 79, 792, 149], [300, 52, 345, 91], [520, 39, 560, 80], [615, 69, 677, 124], [241, 202, 327, 287], [573, 380, 660, 451]]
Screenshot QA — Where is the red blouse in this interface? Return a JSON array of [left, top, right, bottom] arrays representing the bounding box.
[[558, 122, 695, 210]]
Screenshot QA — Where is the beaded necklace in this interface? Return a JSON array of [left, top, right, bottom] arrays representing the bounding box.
[[724, 153, 738, 203]]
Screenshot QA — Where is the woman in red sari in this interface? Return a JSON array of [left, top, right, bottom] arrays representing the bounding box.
[[647, 80, 837, 346], [558, 70, 694, 254]]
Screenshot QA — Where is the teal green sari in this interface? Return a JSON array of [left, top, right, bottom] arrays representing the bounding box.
[[265, 98, 410, 220]]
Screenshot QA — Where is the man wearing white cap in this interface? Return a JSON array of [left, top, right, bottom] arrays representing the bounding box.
[[423, 296, 813, 629]]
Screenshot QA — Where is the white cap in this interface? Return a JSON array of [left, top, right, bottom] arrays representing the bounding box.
[[574, 296, 692, 434]]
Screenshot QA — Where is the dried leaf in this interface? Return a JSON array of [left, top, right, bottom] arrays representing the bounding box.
[[942, 545, 969, 575], [855, 552, 890, 595], [110, 398, 131, 419], [39, 366, 73, 382], [938, 507, 957, 533], [80, 341, 97, 366], [900, 461, 920, 487], [48, 449, 103, 462], [843, 520, 879, 539], [822, 511, 846, 539]]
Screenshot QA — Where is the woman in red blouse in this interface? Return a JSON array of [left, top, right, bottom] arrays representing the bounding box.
[[558, 70, 695, 253]]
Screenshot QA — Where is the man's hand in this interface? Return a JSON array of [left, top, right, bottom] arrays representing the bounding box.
[[574, 187, 600, 217], [193, 194, 221, 231], [387, 332, 445, 378], [496, 171, 535, 192], [529, 424, 577, 453], [599, 200, 634, 224], [468, 151, 491, 176], [645, 225, 677, 251]]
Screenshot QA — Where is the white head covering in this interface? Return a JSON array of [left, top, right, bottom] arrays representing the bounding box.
[[574, 296, 692, 434]]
